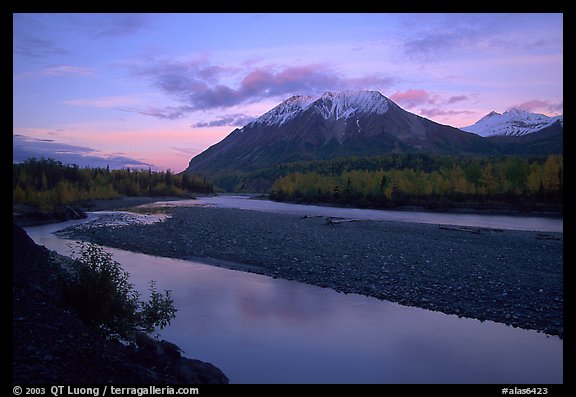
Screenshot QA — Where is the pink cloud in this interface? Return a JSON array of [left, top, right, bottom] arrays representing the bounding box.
[[390, 89, 434, 108], [133, 58, 394, 119], [241, 69, 274, 95], [419, 108, 475, 117], [509, 99, 563, 115]]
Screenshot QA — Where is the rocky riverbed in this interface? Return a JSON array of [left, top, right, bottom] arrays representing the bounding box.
[[60, 206, 563, 338]]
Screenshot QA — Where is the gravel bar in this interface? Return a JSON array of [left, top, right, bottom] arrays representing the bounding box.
[[61, 206, 563, 338]]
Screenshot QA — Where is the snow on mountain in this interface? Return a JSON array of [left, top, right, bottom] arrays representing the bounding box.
[[462, 108, 563, 137], [187, 90, 563, 173], [314, 91, 389, 120], [257, 95, 316, 126], [254, 90, 389, 127]]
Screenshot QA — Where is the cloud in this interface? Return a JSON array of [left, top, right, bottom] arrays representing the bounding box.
[[13, 37, 70, 58], [401, 14, 562, 62], [391, 90, 475, 118], [13, 13, 152, 60], [13, 134, 153, 169], [170, 146, 203, 155], [418, 108, 475, 118], [191, 114, 256, 128], [390, 89, 435, 108], [508, 99, 563, 115], [63, 95, 144, 108], [13, 134, 96, 157], [14, 65, 96, 80], [404, 31, 469, 60], [43, 65, 95, 76], [401, 16, 485, 61], [91, 13, 153, 38], [119, 106, 192, 120], [447, 95, 469, 104], [131, 58, 394, 119]]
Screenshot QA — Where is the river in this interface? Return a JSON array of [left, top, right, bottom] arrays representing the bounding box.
[[138, 194, 563, 233], [23, 200, 563, 384]]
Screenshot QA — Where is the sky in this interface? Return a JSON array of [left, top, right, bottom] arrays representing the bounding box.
[[13, 13, 563, 172]]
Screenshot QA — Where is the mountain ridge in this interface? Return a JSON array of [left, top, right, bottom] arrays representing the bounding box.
[[186, 90, 562, 173], [462, 108, 563, 137], [254, 91, 391, 128], [187, 91, 494, 172]]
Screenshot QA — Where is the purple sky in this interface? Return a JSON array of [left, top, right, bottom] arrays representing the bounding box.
[[13, 13, 563, 172]]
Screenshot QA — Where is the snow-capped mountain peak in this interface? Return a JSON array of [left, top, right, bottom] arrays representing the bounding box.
[[314, 90, 389, 120], [482, 110, 501, 119], [188, 91, 563, 173], [253, 90, 389, 127], [462, 108, 562, 137], [256, 95, 316, 126]]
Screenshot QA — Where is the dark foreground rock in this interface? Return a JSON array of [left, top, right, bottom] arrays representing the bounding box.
[[63, 206, 563, 338], [12, 224, 229, 384]]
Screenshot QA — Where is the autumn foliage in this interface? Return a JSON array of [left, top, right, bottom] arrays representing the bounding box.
[[270, 154, 563, 211], [13, 157, 213, 210]]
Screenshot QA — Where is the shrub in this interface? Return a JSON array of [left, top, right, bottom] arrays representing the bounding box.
[[63, 242, 177, 342]]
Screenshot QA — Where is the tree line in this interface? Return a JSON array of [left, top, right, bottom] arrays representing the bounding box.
[[269, 154, 563, 212], [13, 157, 213, 210]]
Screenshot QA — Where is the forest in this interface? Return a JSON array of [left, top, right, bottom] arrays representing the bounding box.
[[13, 157, 213, 210], [13, 154, 563, 213], [269, 154, 563, 212]]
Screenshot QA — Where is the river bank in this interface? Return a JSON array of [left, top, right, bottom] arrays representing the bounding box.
[[12, 196, 191, 227], [59, 205, 563, 338], [269, 196, 563, 219], [13, 223, 229, 384]]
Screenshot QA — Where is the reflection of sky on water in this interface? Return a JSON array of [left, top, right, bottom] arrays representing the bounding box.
[[133, 254, 562, 384], [24, 210, 563, 384]]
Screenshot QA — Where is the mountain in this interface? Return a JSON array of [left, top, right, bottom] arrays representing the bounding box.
[[186, 91, 495, 172], [485, 119, 563, 155], [462, 108, 563, 137]]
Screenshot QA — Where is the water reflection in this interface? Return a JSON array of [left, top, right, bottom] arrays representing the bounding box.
[[142, 256, 562, 384], [23, 217, 563, 384]]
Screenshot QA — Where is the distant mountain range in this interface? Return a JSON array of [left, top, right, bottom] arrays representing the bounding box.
[[462, 108, 563, 137], [186, 91, 562, 173]]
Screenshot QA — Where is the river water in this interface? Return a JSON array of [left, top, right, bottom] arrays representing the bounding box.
[[138, 194, 563, 233], [23, 200, 563, 384]]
